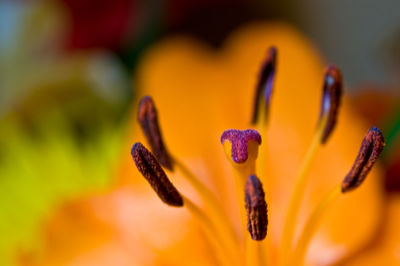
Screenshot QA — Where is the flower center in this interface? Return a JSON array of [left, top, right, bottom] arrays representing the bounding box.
[[130, 48, 385, 266]]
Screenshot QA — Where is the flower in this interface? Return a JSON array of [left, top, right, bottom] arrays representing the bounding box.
[[18, 23, 394, 266]]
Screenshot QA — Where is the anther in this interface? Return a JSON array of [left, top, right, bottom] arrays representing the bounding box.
[[137, 96, 173, 170], [341, 127, 385, 193], [318, 65, 343, 144], [251, 46, 277, 124], [245, 175, 268, 241], [131, 142, 183, 206], [221, 129, 262, 164]]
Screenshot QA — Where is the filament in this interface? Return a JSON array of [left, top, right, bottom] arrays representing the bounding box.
[[280, 116, 326, 264], [245, 236, 264, 266], [256, 104, 268, 186], [182, 196, 239, 266], [173, 157, 240, 261], [290, 185, 341, 266]]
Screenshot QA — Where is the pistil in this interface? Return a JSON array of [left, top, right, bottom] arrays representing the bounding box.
[[221, 129, 262, 228], [221, 129, 266, 266]]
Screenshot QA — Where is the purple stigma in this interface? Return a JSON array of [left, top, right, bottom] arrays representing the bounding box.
[[221, 129, 262, 163]]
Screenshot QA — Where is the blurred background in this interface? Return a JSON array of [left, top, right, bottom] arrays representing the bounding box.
[[0, 0, 400, 265]]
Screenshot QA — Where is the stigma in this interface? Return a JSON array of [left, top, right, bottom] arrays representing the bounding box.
[[221, 129, 262, 164]]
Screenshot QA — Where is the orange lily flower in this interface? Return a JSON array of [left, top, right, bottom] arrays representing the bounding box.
[[19, 22, 395, 266]]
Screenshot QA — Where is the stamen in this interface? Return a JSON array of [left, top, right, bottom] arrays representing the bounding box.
[[280, 65, 343, 264], [290, 185, 341, 266], [137, 96, 173, 170], [131, 142, 183, 206], [182, 196, 237, 266], [318, 65, 343, 144], [132, 143, 240, 265], [173, 158, 240, 246], [342, 126, 385, 192], [251, 46, 277, 125], [138, 97, 239, 248], [245, 175, 268, 241], [292, 127, 385, 265], [137, 98, 241, 258], [251, 48, 277, 189]]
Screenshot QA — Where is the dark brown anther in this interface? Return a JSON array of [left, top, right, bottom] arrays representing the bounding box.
[[245, 175, 268, 241], [341, 127, 385, 193], [318, 65, 343, 144], [131, 142, 183, 206], [251, 46, 277, 125], [137, 96, 173, 170]]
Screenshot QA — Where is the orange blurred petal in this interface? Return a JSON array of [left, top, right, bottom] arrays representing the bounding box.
[[340, 195, 400, 266], [21, 22, 385, 265]]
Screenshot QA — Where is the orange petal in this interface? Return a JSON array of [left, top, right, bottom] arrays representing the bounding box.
[[134, 22, 384, 264], [19, 188, 213, 266], [23, 22, 385, 265], [339, 195, 400, 266]]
